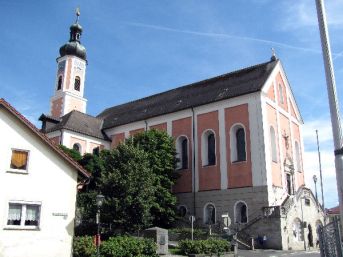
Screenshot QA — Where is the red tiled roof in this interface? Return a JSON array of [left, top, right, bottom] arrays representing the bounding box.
[[327, 206, 340, 215], [0, 98, 90, 178]]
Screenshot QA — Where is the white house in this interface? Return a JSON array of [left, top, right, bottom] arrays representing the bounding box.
[[0, 98, 90, 257]]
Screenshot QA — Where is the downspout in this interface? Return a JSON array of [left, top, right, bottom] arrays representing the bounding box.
[[60, 129, 64, 145], [191, 107, 196, 216]]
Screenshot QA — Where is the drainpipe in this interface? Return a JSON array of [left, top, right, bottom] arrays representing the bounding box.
[[144, 120, 148, 131], [191, 107, 196, 216]]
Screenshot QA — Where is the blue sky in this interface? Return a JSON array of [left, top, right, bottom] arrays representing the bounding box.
[[0, 0, 342, 208]]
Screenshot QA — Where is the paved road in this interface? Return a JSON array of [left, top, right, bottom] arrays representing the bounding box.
[[238, 249, 320, 257]]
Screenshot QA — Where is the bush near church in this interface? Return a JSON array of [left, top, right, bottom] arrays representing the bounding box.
[[179, 239, 231, 256], [72, 236, 158, 257]]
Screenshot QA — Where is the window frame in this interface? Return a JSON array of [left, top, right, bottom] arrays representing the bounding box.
[[201, 130, 216, 167], [176, 135, 189, 170], [203, 202, 216, 225], [57, 75, 63, 90], [270, 126, 278, 163], [234, 200, 248, 224], [73, 143, 81, 154], [178, 205, 188, 218], [8, 149, 30, 174], [74, 76, 81, 91], [230, 124, 247, 163], [5, 201, 42, 230]]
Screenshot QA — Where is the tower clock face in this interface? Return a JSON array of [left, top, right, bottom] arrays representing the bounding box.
[[74, 60, 85, 71]]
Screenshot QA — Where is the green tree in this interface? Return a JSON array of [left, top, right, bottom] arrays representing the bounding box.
[[100, 144, 155, 232], [129, 129, 178, 228]]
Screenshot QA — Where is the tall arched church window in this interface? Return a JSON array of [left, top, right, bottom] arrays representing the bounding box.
[[201, 130, 216, 166], [73, 143, 81, 154], [235, 201, 248, 224], [57, 76, 62, 90], [279, 84, 284, 104], [231, 125, 246, 162], [236, 128, 246, 161], [176, 136, 188, 170], [270, 126, 277, 162], [178, 205, 187, 218], [204, 203, 216, 224], [295, 141, 301, 172], [74, 76, 81, 91]]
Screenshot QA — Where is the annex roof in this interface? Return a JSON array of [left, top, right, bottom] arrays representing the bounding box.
[[0, 98, 90, 178], [41, 110, 109, 141], [98, 58, 278, 129]]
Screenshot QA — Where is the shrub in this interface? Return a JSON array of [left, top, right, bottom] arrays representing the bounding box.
[[179, 239, 230, 255], [100, 236, 158, 257], [73, 236, 96, 257], [169, 227, 208, 240]]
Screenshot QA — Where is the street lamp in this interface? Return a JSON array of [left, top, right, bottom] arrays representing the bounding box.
[[313, 175, 318, 202], [96, 194, 104, 257]]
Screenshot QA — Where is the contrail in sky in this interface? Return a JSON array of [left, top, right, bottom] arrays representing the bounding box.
[[124, 21, 342, 58]]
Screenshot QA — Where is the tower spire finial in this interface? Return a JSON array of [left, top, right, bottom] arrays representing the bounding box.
[[75, 7, 80, 23], [271, 48, 277, 61]]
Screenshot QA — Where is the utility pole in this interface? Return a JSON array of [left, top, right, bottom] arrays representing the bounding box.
[[315, 0, 343, 227]]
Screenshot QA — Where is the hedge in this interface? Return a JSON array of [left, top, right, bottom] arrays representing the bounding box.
[[73, 236, 158, 257], [179, 239, 231, 255], [73, 236, 96, 257]]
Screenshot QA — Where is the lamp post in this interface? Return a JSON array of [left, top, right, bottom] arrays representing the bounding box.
[[96, 194, 104, 257], [313, 175, 318, 202]]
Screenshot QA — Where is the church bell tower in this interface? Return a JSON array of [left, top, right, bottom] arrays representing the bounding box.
[[50, 9, 87, 118]]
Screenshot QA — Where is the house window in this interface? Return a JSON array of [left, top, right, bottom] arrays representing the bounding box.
[[176, 136, 188, 170], [204, 203, 216, 225], [235, 201, 248, 224], [295, 141, 301, 172], [279, 84, 284, 104], [10, 150, 28, 171], [305, 198, 310, 206], [73, 143, 81, 153], [74, 76, 81, 91], [7, 202, 41, 228], [201, 130, 216, 166], [230, 125, 246, 162], [57, 76, 62, 90], [270, 126, 277, 162]]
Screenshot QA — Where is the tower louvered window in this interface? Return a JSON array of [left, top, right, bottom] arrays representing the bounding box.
[[74, 76, 81, 91]]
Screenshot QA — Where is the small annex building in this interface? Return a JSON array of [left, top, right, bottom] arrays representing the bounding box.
[[38, 16, 325, 250], [0, 98, 90, 257]]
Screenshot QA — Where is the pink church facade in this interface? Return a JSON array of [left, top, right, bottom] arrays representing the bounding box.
[[39, 18, 324, 250]]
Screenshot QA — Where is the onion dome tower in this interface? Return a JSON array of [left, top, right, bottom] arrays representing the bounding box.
[[50, 8, 88, 118]]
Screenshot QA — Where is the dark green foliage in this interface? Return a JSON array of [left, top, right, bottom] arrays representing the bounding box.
[[72, 236, 96, 257], [100, 144, 155, 232], [100, 236, 158, 257], [179, 239, 231, 255], [59, 144, 82, 161], [129, 129, 178, 228], [169, 227, 208, 240]]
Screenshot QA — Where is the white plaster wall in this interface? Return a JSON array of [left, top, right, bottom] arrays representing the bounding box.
[[0, 108, 79, 257], [61, 130, 110, 153]]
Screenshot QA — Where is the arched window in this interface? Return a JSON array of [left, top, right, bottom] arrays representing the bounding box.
[[234, 201, 248, 224], [73, 143, 81, 153], [202, 130, 216, 166], [74, 76, 81, 91], [230, 125, 246, 162], [292, 218, 303, 241], [178, 205, 187, 218], [92, 147, 100, 155], [57, 76, 62, 90], [270, 126, 277, 162], [279, 84, 284, 104], [176, 136, 188, 170], [204, 203, 216, 224], [295, 141, 301, 172]]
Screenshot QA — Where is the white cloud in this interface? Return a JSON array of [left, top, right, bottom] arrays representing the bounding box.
[[281, 0, 343, 30]]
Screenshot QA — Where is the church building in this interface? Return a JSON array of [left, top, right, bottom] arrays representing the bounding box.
[[39, 15, 324, 250]]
